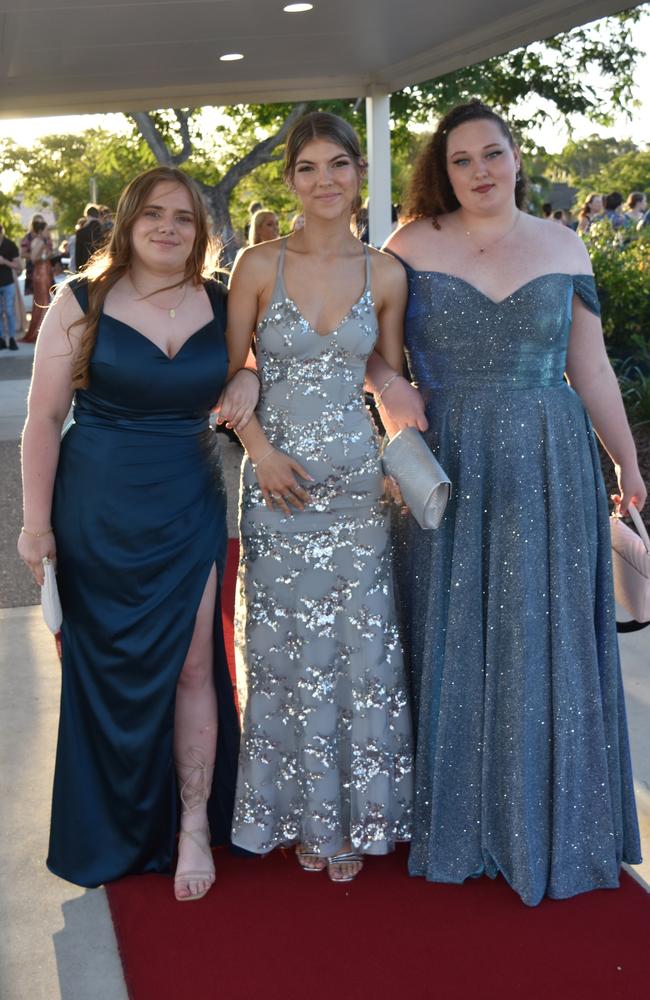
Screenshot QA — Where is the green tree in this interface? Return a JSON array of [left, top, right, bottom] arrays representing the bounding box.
[[576, 150, 650, 205], [6, 129, 155, 234], [546, 135, 639, 185]]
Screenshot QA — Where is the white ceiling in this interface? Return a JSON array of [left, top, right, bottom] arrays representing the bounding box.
[[0, 0, 630, 118]]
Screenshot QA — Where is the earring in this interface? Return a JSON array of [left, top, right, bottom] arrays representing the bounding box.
[[516, 169, 521, 182]]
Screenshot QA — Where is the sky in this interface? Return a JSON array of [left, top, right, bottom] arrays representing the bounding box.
[[0, 16, 648, 156]]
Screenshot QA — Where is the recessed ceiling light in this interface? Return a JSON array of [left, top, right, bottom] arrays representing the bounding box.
[[283, 3, 314, 12], [220, 52, 244, 61]]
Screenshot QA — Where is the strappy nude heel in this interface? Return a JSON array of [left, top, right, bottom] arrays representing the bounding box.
[[174, 746, 215, 902]]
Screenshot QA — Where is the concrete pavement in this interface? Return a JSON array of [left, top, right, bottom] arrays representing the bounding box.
[[0, 345, 648, 1000]]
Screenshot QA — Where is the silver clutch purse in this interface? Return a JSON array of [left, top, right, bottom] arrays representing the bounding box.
[[382, 427, 451, 530], [42, 557, 63, 634]]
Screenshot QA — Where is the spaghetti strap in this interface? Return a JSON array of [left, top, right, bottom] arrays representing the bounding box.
[[383, 248, 412, 271], [275, 238, 289, 300], [363, 243, 371, 294]]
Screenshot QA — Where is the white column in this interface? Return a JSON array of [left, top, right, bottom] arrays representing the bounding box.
[[365, 90, 392, 248]]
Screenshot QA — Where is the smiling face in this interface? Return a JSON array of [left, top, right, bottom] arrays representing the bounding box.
[[291, 137, 362, 221], [130, 181, 197, 274], [445, 119, 520, 215]]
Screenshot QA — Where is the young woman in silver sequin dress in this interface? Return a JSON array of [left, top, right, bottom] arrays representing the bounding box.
[[226, 112, 413, 882], [369, 101, 646, 905]]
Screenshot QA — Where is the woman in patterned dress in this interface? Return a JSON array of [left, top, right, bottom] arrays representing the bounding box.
[[226, 112, 413, 883]]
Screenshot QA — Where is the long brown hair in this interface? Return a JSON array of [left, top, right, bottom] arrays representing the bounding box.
[[578, 192, 602, 222], [283, 111, 366, 218], [403, 99, 528, 224], [67, 166, 213, 389]]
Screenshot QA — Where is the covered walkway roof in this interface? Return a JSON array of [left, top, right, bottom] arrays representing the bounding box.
[[0, 0, 631, 118]]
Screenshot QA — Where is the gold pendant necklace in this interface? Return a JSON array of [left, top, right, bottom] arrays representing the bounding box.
[[129, 277, 187, 318], [464, 211, 520, 254]]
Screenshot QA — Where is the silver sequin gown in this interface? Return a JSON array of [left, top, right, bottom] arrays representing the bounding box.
[[391, 266, 641, 906], [232, 241, 413, 857]]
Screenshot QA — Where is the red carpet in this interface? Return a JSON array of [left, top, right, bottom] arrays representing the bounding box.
[[107, 540, 649, 1000]]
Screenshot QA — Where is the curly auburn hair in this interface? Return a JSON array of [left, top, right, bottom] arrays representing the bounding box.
[[403, 99, 528, 225], [283, 111, 366, 219], [65, 166, 215, 389]]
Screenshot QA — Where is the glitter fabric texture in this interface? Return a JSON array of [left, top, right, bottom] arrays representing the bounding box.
[[231, 241, 413, 857], [391, 268, 641, 906]]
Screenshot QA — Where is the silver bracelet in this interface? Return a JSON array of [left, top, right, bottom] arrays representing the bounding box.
[[251, 447, 275, 472], [375, 373, 400, 407]]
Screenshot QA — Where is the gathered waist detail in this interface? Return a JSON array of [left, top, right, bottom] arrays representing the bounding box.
[[418, 374, 567, 392], [72, 406, 210, 437]]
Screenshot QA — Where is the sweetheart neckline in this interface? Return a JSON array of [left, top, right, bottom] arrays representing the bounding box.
[[395, 269, 591, 307], [102, 313, 215, 360]]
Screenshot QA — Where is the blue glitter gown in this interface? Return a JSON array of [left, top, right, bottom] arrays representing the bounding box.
[[232, 241, 413, 857], [391, 267, 641, 906], [47, 278, 240, 888]]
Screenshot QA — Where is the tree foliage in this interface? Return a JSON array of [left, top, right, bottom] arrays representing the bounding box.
[[4, 129, 154, 234], [575, 150, 650, 205]]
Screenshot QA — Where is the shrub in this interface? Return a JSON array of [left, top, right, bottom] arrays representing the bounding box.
[[584, 222, 650, 355]]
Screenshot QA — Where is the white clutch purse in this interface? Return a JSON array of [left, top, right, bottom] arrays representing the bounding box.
[[610, 504, 650, 624], [42, 557, 63, 633], [382, 427, 451, 530]]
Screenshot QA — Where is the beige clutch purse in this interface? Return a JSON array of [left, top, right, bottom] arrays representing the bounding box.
[[382, 427, 451, 530], [610, 505, 650, 624]]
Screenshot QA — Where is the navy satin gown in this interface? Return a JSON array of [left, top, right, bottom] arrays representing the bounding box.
[[391, 268, 641, 906], [48, 278, 239, 888]]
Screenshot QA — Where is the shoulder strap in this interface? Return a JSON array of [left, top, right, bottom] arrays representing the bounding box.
[[269, 238, 288, 301], [572, 274, 601, 317], [203, 277, 228, 324], [67, 276, 90, 314], [363, 243, 371, 292]]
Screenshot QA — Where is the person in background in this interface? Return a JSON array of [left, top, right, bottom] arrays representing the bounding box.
[[20, 213, 46, 298], [552, 209, 568, 225], [373, 98, 644, 906], [99, 205, 115, 238], [601, 191, 630, 231], [541, 202, 552, 220], [248, 209, 280, 245], [637, 209, 650, 232], [21, 220, 53, 344], [577, 193, 603, 234], [289, 212, 305, 234], [0, 222, 22, 350], [624, 192, 647, 225], [244, 200, 263, 242], [67, 217, 86, 273], [75, 205, 104, 271]]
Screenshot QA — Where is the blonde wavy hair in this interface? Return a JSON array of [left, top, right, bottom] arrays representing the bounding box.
[[66, 166, 214, 389]]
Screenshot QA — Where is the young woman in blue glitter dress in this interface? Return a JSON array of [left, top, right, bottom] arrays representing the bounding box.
[[369, 100, 646, 905]]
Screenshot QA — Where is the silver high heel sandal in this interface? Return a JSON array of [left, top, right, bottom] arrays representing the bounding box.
[[327, 850, 364, 883], [174, 746, 215, 902]]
